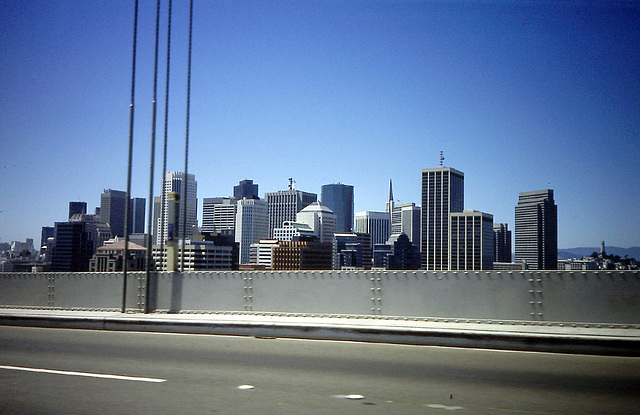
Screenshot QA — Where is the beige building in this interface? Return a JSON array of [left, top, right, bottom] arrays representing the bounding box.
[[89, 240, 147, 272]]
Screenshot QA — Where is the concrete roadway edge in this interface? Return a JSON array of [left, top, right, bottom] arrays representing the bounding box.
[[0, 312, 638, 357]]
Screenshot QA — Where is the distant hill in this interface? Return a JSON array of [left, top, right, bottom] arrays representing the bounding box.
[[558, 246, 640, 260]]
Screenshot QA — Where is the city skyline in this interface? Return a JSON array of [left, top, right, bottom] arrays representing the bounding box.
[[1, 1, 639, 249]]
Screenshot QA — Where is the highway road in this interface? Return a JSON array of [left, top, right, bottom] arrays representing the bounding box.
[[1, 326, 639, 414]]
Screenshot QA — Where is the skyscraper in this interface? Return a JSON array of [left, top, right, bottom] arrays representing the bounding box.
[[421, 167, 464, 270], [391, 203, 421, 245], [156, 172, 198, 245], [202, 197, 237, 234], [265, 188, 317, 238], [235, 198, 269, 264], [449, 210, 494, 270], [320, 183, 354, 233], [354, 211, 390, 247], [129, 197, 146, 234], [100, 189, 127, 238], [333, 232, 372, 269], [386, 179, 394, 214], [152, 196, 161, 245], [493, 223, 512, 263], [233, 179, 259, 200], [515, 189, 557, 270], [50, 221, 95, 272], [68, 201, 87, 219]]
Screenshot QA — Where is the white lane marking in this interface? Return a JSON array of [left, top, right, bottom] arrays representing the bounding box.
[[0, 365, 166, 383]]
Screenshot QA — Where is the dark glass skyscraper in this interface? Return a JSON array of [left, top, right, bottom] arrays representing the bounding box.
[[493, 223, 512, 263], [320, 183, 354, 233], [515, 189, 557, 270], [234, 179, 259, 200], [50, 222, 95, 272], [100, 189, 127, 238], [421, 167, 464, 270], [68, 201, 87, 219], [129, 197, 146, 234]]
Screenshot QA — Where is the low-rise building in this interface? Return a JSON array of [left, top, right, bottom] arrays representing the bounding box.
[[152, 240, 233, 271], [272, 240, 333, 270], [90, 239, 147, 272], [249, 239, 279, 269], [557, 258, 598, 270], [273, 221, 316, 241], [493, 261, 528, 271]]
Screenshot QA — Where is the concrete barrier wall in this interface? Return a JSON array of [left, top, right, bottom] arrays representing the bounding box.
[[248, 271, 373, 314], [0, 273, 51, 307], [538, 271, 639, 323], [1, 270, 639, 324], [153, 272, 247, 312], [377, 271, 537, 320], [51, 272, 145, 310]]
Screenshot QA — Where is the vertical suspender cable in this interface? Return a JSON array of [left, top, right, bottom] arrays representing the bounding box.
[[122, 0, 139, 313], [159, 0, 172, 266], [180, 0, 194, 271], [145, 0, 161, 314]]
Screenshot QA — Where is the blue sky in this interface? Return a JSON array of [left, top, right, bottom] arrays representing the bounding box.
[[1, 0, 639, 249]]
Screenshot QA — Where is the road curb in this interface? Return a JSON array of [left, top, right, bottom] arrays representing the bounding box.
[[1, 313, 638, 356]]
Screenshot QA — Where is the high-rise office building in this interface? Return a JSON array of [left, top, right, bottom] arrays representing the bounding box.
[[68, 202, 87, 219], [515, 189, 557, 270], [386, 179, 394, 214], [100, 189, 127, 238], [320, 183, 354, 233], [70, 212, 111, 250], [265, 189, 317, 238], [333, 232, 372, 269], [235, 198, 269, 264], [421, 167, 464, 270], [373, 233, 421, 270], [129, 197, 146, 234], [449, 210, 494, 270], [40, 226, 55, 252], [202, 197, 237, 234], [354, 211, 390, 248], [386, 233, 421, 270], [152, 196, 161, 245], [155, 172, 198, 244], [233, 179, 259, 200], [50, 222, 95, 272], [493, 223, 512, 263], [391, 203, 421, 245]]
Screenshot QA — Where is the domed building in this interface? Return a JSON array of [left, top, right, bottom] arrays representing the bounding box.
[[295, 202, 337, 244]]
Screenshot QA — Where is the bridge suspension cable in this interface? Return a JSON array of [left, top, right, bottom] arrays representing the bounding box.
[[159, 0, 172, 258], [122, 0, 139, 313], [180, 0, 194, 271], [145, 0, 162, 314]]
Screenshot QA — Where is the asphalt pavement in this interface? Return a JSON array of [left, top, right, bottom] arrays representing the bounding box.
[[1, 325, 639, 414]]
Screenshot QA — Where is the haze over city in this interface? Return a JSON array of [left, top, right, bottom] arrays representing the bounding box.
[[1, 0, 638, 249]]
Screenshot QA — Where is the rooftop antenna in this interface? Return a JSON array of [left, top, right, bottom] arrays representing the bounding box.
[[288, 177, 296, 191], [439, 151, 445, 167]]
